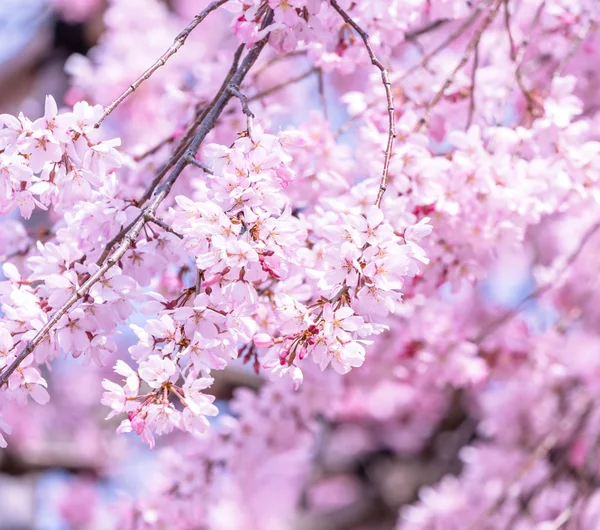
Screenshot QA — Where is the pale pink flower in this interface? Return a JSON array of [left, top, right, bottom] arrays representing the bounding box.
[[138, 355, 177, 389]]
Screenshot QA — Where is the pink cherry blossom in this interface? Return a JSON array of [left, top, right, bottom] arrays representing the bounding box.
[[2, 1, 600, 528]]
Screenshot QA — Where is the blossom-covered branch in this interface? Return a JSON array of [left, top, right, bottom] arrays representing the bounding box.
[[2, 0, 600, 528], [0, 10, 277, 387]]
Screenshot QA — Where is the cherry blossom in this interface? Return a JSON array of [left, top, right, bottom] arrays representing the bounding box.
[[2, 0, 600, 528]]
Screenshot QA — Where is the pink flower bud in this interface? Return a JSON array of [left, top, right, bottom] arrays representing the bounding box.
[[298, 345, 308, 360], [129, 413, 146, 435], [253, 333, 274, 348], [278, 347, 289, 365], [203, 274, 221, 287]]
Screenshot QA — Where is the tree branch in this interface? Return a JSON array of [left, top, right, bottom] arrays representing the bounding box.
[[146, 214, 183, 239], [468, 400, 594, 529], [466, 42, 479, 129], [404, 19, 448, 41], [94, 0, 231, 128], [186, 155, 214, 174], [399, 7, 483, 82], [415, 0, 503, 133], [0, 10, 275, 388], [95, 44, 245, 267], [473, 220, 600, 344], [329, 0, 396, 208], [248, 67, 316, 102], [136, 43, 245, 208], [228, 84, 255, 135], [500, 0, 546, 125]]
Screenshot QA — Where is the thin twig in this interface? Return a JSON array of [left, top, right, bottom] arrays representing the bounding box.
[[146, 214, 183, 239], [466, 42, 479, 129], [503, 406, 591, 528], [316, 67, 328, 120], [96, 215, 141, 266], [404, 19, 449, 40], [398, 6, 484, 82], [414, 0, 503, 133], [195, 270, 203, 295], [136, 44, 245, 209], [228, 85, 255, 136], [468, 401, 593, 530], [94, 0, 230, 128], [185, 156, 214, 174], [504, 0, 517, 60], [97, 44, 244, 266], [499, 0, 546, 124], [555, 17, 597, 77], [250, 49, 306, 80], [248, 67, 316, 102], [0, 10, 275, 388], [329, 0, 395, 208], [473, 220, 600, 344], [573, 431, 600, 527], [228, 85, 254, 118], [333, 101, 377, 139], [1, 208, 155, 388], [134, 134, 177, 162]]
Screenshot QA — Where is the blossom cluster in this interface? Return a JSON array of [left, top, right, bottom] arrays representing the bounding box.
[[98, 121, 430, 446], [0, 97, 120, 218], [3, 0, 600, 528]]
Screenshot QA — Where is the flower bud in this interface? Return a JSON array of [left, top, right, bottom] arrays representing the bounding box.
[[253, 333, 274, 348]]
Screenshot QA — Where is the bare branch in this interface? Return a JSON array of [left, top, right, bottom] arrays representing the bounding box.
[[500, 0, 546, 124], [474, 220, 600, 344], [316, 68, 329, 120], [504, 0, 517, 61], [399, 7, 483, 82], [228, 85, 254, 118], [329, 0, 396, 208], [332, 8, 481, 140], [1, 205, 152, 388], [136, 44, 245, 209], [133, 134, 177, 162], [185, 155, 214, 174], [94, 0, 231, 128], [466, 42, 479, 129], [334, 101, 377, 138], [468, 401, 594, 530], [404, 19, 448, 41], [228, 84, 255, 135], [414, 0, 503, 133], [248, 67, 316, 102], [250, 49, 307, 81], [555, 16, 597, 77], [96, 47, 246, 269], [195, 270, 203, 295], [146, 214, 183, 239], [96, 214, 140, 266]]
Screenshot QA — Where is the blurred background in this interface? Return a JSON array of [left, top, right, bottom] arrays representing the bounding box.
[[0, 0, 107, 116]]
